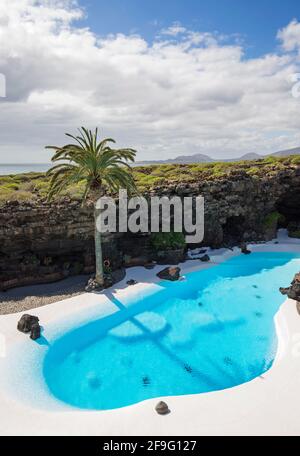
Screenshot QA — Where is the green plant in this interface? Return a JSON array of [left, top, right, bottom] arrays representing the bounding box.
[[0, 188, 35, 205], [289, 230, 300, 239], [246, 166, 260, 175], [0, 187, 15, 204], [46, 127, 137, 285], [72, 261, 84, 274], [60, 180, 86, 199], [19, 181, 36, 192], [150, 231, 186, 251], [1, 182, 19, 190], [291, 155, 300, 164], [263, 211, 284, 228], [0, 176, 14, 185], [14, 190, 36, 201], [261, 156, 278, 164], [33, 179, 50, 197]]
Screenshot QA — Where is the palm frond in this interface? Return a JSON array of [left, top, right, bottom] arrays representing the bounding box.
[[45, 127, 137, 201]]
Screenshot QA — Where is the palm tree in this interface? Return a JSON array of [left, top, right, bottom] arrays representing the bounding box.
[[46, 127, 137, 286]]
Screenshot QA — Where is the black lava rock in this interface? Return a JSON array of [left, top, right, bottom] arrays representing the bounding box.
[[30, 323, 41, 340], [127, 279, 138, 286], [155, 401, 170, 415], [17, 314, 39, 334], [200, 254, 210, 262], [241, 243, 251, 254], [280, 272, 300, 301], [157, 266, 181, 281]]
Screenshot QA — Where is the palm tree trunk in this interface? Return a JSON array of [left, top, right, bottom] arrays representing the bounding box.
[[94, 207, 104, 285]]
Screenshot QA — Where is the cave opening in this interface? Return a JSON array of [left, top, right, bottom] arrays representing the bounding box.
[[222, 215, 245, 245], [276, 189, 300, 232]]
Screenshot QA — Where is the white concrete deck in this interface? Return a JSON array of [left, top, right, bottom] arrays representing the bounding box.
[[0, 230, 300, 436]]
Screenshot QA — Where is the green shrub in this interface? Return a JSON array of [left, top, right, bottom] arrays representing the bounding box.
[[263, 211, 284, 228], [13, 190, 36, 201], [246, 166, 260, 175], [61, 181, 86, 199], [0, 182, 19, 190], [33, 179, 50, 197], [19, 181, 36, 192], [150, 232, 186, 251], [135, 174, 165, 189], [261, 156, 279, 164], [13, 172, 44, 182], [0, 189, 35, 205], [0, 176, 14, 185], [291, 155, 300, 164], [289, 230, 300, 238], [0, 187, 15, 204]]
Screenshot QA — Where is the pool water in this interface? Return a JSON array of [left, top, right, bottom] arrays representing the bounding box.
[[43, 252, 300, 410]]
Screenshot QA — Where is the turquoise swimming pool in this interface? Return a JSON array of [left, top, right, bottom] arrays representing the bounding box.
[[43, 252, 300, 410]]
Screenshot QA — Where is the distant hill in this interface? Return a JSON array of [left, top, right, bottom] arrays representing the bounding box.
[[238, 153, 262, 160], [271, 146, 300, 157], [136, 146, 300, 165], [164, 153, 213, 163], [137, 153, 213, 165]]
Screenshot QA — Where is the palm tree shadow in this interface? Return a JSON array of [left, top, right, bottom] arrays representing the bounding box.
[[105, 290, 221, 390]]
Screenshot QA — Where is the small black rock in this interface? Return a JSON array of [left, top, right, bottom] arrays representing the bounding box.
[[157, 266, 181, 281], [127, 279, 138, 286], [30, 323, 41, 340], [155, 401, 170, 415], [241, 243, 251, 254], [200, 254, 210, 262], [17, 314, 39, 334]]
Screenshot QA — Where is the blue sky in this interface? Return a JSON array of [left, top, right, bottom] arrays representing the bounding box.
[[79, 0, 300, 58], [1, 0, 300, 163]]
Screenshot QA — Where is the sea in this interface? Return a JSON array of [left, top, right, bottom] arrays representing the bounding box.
[[0, 163, 52, 175], [0, 162, 154, 176]]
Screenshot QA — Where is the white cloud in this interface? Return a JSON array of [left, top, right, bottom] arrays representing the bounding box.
[[0, 0, 300, 163], [161, 22, 186, 36], [278, 19, 300, 52]]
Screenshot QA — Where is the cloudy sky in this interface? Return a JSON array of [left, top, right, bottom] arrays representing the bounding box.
[[0, 0, 300, 163]]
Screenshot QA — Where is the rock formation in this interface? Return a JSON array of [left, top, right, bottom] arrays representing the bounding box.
[[1, 163, 300, 289], [280, 272, 300, 302], [157, 266, 181, 281]]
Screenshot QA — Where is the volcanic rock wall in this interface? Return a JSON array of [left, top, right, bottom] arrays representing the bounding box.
[[1, 164, 300, 289]]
